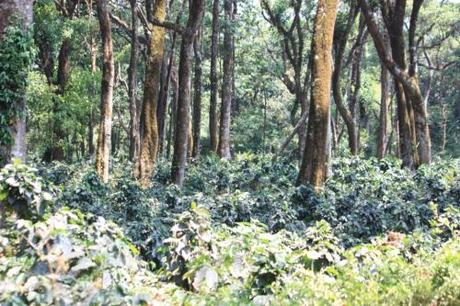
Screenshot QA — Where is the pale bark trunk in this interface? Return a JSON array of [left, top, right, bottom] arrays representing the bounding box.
[[218, 0, 234, 159], [0, 0, 33, 166], [95, 0, 115, 183]]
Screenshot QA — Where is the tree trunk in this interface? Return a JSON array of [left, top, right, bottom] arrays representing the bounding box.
[[128, 0, 140, 162], [358, 0, 431, 168], [217, 0, 234, 159], [171, 0, 204, 186], [209, 0, 220, 153], [192, 28, 203, 158], [377, 63, 390, 159], [135, 0, 168, 187], [0, 0, 33, 166], [297, 0, 338, 191], [95, 0, 114, 183], [158, 0, 185, 157]]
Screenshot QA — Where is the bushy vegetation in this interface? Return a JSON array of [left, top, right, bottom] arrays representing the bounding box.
[[1, 156, 459, 304]]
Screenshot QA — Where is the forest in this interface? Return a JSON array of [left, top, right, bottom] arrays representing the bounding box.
[[0, 0, 460, 304]]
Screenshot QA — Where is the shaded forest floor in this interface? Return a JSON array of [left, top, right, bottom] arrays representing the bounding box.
[[1, 154, 460, 305]]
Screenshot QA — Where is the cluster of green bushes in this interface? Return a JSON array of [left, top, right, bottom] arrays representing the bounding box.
[[1, 156, 459, 304]]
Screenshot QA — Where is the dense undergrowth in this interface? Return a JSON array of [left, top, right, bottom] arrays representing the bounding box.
[[1, 155, 459, 305]]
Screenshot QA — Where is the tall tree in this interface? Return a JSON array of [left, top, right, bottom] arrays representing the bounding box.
[[171, 0, 204, 186], [128, 0, 140, 162], [217, 0, 234, 159], [209, 0, 220, 153], [95, 0, 114, 183], [192, 27, 203, 158], [157, 0, 185, 156], [297, 0, 338, 190], [332, 4, 360, 155], [135, 0, 168, 187], [261, 0, 310, 156], [0, 0, 33, 166], [358, 0, 431, 168]]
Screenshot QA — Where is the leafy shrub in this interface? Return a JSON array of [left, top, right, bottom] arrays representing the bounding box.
[[0, 161, 53, 220]]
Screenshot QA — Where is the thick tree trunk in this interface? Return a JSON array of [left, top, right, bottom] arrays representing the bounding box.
[[135, 0, 167, 187], [192, 28, 203, 158], [217, 0, 234, 159], [128, 0, 140, 162], [209, 0, 220, 153], [377, 63, 390, 159], [95, 0, 114, 183], [0, 0, 33, 166], [171, 0, 204, 186], [166, 68, 178, 159], [297, 0, 338, 191]]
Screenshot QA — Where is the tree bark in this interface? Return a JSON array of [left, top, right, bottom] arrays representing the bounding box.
[[95, 0, 114, 183], [128, 0, 140, 162], [209, 0, 220, 153], [0, 0, 33, 166], [358, 0, 431, 168], [217, 0, 234, 159], [171, 0, 204, 186], [192, 28, 203, 158], [135, 0, 168, 187], [332, 3, 358, 155], [158, 0, 185, 157], [297, 0, 338, 191], [377, 62, 390, 159]]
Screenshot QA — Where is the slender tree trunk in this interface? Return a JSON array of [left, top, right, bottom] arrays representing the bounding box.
[[166, 68, 178, 159], [297, 0, 338, 191], [95, 0, 114, 183], [128, 0, 140, 162], [135, 0, 168, 187], [158, 0, 185, 157], [192, 28, 203, 158], [377, 63, 390, 159], [0, 0, 33, 166], [209, 0, 220, 153], [171, 0, 204, 186], [218, 0, 234, 159]]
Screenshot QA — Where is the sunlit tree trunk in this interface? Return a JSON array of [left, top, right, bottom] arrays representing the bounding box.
[[218, 0, 234, 159], [0, 0, 33, 166], [95, 0, 114, 183], [171, 0, 204, 186], [297, 0, 338, 191], [135, 0, 167, 187]]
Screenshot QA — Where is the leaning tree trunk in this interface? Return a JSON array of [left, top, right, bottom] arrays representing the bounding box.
[[218, 0, 234, 159], [135, 0, 168, 187], [128, 0, 140, 162], [209, 0, 220, 153], [0, 0, 33, 167], [171, 0, 204, 186], [297, 0, 338, 191], [95, 0, 115, 183], [192, 28, 203, 158]]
